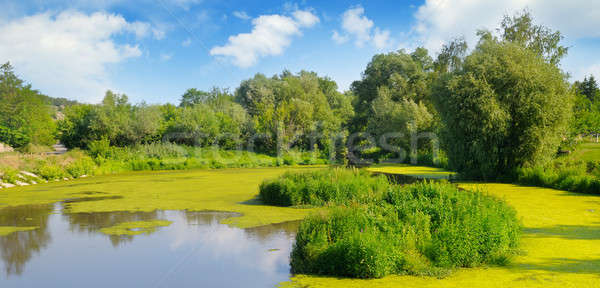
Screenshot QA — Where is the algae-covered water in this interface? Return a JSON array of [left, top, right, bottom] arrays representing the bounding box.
[[0, 202, 298, 287], [1, 166, 599, 288]]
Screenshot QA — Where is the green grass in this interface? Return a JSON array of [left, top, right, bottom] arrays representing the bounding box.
[[289, 181, 520, 279], [570, 141, 600, 162], [259, 168, 389, 207]]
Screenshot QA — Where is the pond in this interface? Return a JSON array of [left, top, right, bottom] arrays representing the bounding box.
[[0, 202, 299, 287]]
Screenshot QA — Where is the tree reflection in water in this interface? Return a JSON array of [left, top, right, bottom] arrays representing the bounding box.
[[0, 206, 300, 279], [0, 204, 53, 276]]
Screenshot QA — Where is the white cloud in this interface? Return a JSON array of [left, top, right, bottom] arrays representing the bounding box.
[[373, 28, 392, 50], [341, 6, 373, 47], [232, 11, 251, 20], [0, 10, 150, 102], [413, 0, 600, 53], [292, 10, 320, 27], [332, 30, 349, 44], [334, 6, 394, 50], [210, 9, 319, 67], [182, 38, 192, 47]]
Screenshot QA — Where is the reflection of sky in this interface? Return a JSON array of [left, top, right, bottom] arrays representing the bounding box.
[[0, 210, 294, 288]]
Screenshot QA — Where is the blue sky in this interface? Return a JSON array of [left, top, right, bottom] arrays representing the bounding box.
[[1, 0, 599, 104]]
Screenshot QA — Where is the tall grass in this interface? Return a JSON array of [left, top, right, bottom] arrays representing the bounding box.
[[517, 159, 600, 194], [282, 175, 521, 279], [259, 168, 390, 206]]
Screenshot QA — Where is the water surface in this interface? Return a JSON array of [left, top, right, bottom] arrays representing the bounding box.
[[0, 203, 298, 287]]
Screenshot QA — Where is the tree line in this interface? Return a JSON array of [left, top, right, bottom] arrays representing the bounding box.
[[1, 10, 596, 180]]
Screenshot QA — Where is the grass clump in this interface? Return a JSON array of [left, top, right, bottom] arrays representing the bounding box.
[[517, 161, 600, 194], [290, 181, 521, 279], [259, 168, 390, 206]]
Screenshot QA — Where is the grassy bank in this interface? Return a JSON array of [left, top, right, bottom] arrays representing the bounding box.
[[0, 143, 328, 186]]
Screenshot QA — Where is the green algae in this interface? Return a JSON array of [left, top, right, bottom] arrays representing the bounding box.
[[0, 166, 325, 228], [366, 164, 456, 179], [0, 226, 38, 236], [99, 220, 172, 236]]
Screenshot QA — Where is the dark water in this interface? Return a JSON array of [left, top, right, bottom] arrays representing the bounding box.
[[0, 203, 298, 288]]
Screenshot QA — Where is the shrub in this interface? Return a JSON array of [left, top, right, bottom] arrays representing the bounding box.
[[65, 157, 96, 178], [259, 168, 390, 207], [0, 168, 20, 184], [37, 164, 67, 180], [517, 165, 600, 194], [290, 181, 521, 278]]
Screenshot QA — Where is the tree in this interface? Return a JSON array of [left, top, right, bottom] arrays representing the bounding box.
[[0, 62, 56, 147], [498, 9, 568, 65], [236, 71, 354, 154], [350, 49, 437, 162], [575, 76, 600, 104], [433, 37, 572, 179]]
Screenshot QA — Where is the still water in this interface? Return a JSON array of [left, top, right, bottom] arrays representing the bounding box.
[[0, 203, 298, 287]]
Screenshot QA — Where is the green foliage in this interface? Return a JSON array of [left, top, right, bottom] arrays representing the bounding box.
[[517, 161, 600, 195], [0, 168, 20, 184], [36, 164, 67, 180], [259, 168, 390, 206], [236, 71, 354, 153], [65, 158, 96, 178], [290, 181, 520, 279], [349, 48, 438, 163], [433, 35, 571, 180], [0, 62, 56, 147]]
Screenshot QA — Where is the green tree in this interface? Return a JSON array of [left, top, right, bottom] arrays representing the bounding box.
[[350, 49, 437, 161], [433, 37, 572, 179], [499, 9, 568, 65], [236, 71, 353, 154], [0, 62, 56, 147]]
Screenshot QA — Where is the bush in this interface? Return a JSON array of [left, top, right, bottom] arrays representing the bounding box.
[[517, 165, 600, 194], [0, 168, 20, 184], [259, 168, 390, 207], [65, 157, 96, 178], [290, 181, 520, 279], [37, 164, 67, 180]]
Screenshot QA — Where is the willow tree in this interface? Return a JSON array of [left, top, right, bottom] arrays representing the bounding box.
[[432, 13, 572, 179]]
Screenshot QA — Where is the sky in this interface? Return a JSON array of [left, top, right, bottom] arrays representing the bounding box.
[[1, 0, 599, 104]]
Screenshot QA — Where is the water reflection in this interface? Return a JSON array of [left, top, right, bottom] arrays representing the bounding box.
[[0, 205, 298, 287], [64, 210, 164, 247], [0, 204, 53, 276]]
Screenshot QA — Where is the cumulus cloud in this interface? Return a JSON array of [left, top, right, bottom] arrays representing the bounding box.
[[332, 30, 349, 44], [333, 6, 394, 50], [210, 9, 319, 67], [182, 38, 192, 47], [0, 11, 152, 102], [413, 0, 600, 53], [373, 28, 392, 50], [232, 11, 251, 20], [340, 6, 373, 47]]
